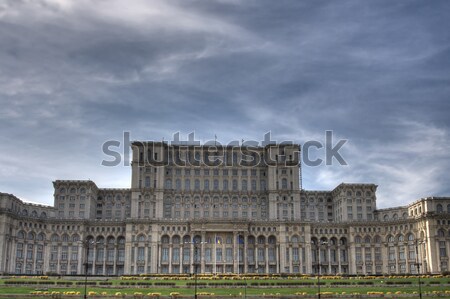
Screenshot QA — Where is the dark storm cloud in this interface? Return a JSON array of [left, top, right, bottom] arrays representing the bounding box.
[[0, 0, 449, 207]]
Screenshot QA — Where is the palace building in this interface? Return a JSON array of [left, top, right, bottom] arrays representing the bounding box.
[[0, 141, 449, 276]]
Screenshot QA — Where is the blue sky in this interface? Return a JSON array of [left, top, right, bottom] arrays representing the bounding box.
[[1, 0, 449, 208]]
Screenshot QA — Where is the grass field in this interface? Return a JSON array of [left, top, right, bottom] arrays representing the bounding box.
[[0, 275, 449, 297]]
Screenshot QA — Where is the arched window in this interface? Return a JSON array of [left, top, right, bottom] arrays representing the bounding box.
[[72, 234, 80, 242], [340, 237, 347, 246], [291, 235, 299, 243], [60, 188, 66, 194], [51, 234, 59, 242], [193, 179, 199, 190], [398, 235, 404, 242], [61, 234, 69, 242], [27, 232, 35, 240], [268, 236, 276, 244], [257, 236, 265, 244], [355, 236, 362, 244], [161, 235, 170, 244], [447, 204, 450, 213], [172, 235, 180, 244], [107, 236, 115, 245], [232, 179, 238, 191], [281, 178, 287, 189], [185, 179, 190, 191], [213, 179, 219, 191], [407, 234, 414, 241], [40, 212, 47, 218], [37, 233, 45, 241], [22, 209, 28, 216], [223, 180, 229, 191], [17, 231, 25, 239], [80, 188, 86, 194], [438, 229, 445, 238], [204, 179, 209, 190], [242, 180, 247, 191], [436, 204, 443, 213], [165, 179, 172, 189], [383, 215, 389, 221], [393, 214, 398, 220], [364, 236, 371, 244], [70, 188, 76, 194], [137, 234, 146, 242], [387, 235, 394, 243], [176, 179, 181, 190], [31, 211, 38, 217], [374, 235, 382, 244]]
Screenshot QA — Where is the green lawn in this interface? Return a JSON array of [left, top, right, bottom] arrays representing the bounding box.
[[0, 276, 448, 297]]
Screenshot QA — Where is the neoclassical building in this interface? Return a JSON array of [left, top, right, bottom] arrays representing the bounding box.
[[0, 141, 449, 276]]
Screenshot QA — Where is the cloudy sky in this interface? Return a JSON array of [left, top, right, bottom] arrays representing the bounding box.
[[1, 0, 449, 208]]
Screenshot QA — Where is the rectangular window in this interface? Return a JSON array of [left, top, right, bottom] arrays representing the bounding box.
[[247, 248, 254, 262], [183, 248, 190, 262], [26, 244, 33, 259], [162, 248, 169, 262], [205, 248, 212, 262], [173, 248, 180, 262], [226, 248, 233, 262], [216, 248, 222, 262], [118, 249, 125, 262], [258, 248, 265, 261], [138, 247, 145, 261], [292, 248, 299, 262]]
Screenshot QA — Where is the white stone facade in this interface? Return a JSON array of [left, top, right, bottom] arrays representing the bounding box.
[[0, 142, 449, 275]]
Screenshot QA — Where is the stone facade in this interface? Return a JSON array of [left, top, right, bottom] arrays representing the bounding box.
[[0, 142, 449, 275]]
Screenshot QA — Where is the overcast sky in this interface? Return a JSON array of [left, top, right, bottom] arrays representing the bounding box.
[[1, 0, 449, 208]]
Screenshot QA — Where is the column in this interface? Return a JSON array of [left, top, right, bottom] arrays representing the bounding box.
[[305, 243, 312, 274], [276, 245, 280, 273], [190, 243, 194, 274], [77, 243, 83, 274], [337, 245, 341, 274], [113, 245, 117, 275], [168, 244, 173, 274], [233, 232, 238, 273], [244, 233, 248, 273], [326, 245, 331, 274], [180, 246, 184, 274], [103, 246, 107, 275], [265, 245, 269, 273], [201, 232, 206, 273], [157, 244, 161, 274], [254, 246, 258, 273]]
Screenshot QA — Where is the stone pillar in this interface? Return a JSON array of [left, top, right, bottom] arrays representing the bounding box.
[[305, 243, 312, 274], [265, 245, 269, 273], [201, 232, 206, 273], [327, 246, 331, 274], [190, 243, 194, 274], [337, 245, 341, 274], [243, 233, 248, 274], [233, 232, 238, 273], [168, 244, 173, 274], [77, 243, 82, 274]]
